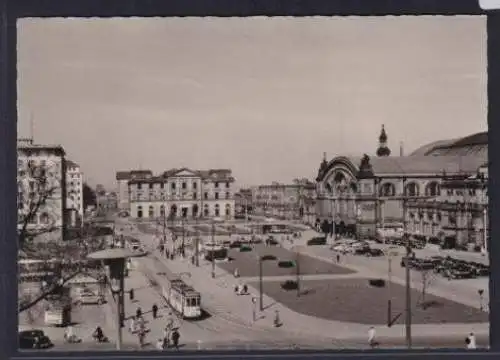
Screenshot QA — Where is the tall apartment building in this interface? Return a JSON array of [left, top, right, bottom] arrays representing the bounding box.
[[127, 168, 235, 220], [65, 160, 84, 227], [17, 138, 67, 241]]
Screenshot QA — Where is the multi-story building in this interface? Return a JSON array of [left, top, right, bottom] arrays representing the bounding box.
[[234, 188, 253, 216], [116, 170, 153, 211], [252, 178, 316, 222], [17, 138, 67, 241], [127, 168, 235, 221], [406, 163, 488, 251], [315, 127, 488, 248], [65, 160, 84, 227]]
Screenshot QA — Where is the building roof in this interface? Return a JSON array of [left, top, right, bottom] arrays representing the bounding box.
[[318, 154, 486, 181], [128, 168, 235, 184], [116, 170, 153, 180], [409, 139, 458, 156], [17, 142, 65, 156], [409, 132, 487, 157], [66, 159, 79, 168]]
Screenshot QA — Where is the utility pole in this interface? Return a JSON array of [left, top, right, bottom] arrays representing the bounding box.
[[211, 220, 215, 278], [295, 249, 301, 297], [403, 177, 412, 348]]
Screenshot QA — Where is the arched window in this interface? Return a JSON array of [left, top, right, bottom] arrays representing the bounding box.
[[379, 183, 396, 197], [203, 204, 209, 217], [148, 205, 154, 218], [406, 182, 420, 197], [225, 204, 231, 216], [425, 182, 440, 197], [137, 206, 143, 218], [215, 204, 220, 217]]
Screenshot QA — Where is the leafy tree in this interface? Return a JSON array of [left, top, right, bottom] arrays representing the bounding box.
[[82, 182, 97, 208]]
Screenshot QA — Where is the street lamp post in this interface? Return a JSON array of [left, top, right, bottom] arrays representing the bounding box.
[[211, 220, 216, 278], [295, 249, 301, 297], [402, 177, 412, 349], [258, 255, 264, 311], [181, 218, 185, 258], [88, 248, 144, 351], [478, 289, 484, 311]]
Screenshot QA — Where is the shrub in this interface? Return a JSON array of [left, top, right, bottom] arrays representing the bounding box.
[[278, 260, 295, 268], [368, 279, 386, 288], [261, 255, 277, 261], [240, 246, 252, 252], [307, 237, 327, 246], [281, 280, 298, 290]]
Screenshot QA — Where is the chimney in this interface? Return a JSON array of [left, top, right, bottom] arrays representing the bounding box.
[[399, 142, 404, 157]]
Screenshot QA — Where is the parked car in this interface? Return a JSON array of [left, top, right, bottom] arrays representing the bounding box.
[[75, 287, 105, 305], [19, 330, 53, 349]]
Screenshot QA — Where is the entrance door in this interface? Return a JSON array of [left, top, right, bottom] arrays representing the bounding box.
[[182, 207, 188, 218]]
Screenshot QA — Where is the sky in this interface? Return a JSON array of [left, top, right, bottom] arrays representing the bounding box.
[[17, 16, 487, 190]]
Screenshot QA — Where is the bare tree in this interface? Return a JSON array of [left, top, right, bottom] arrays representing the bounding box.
[[17, 160, 105, 313]]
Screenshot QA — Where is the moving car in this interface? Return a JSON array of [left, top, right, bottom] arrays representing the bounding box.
[[19, 330, 53, 349]]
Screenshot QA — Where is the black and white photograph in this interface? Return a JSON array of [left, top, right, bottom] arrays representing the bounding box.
[[16, 16, 489, 351]]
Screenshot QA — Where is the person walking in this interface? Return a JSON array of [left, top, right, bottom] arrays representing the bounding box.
[[129, 288, 135, 301], [368, 327, 376, 348], [466, 332, 477, 349], [152, 304, 159, 319], [129, 317, 136, 333], [136, 307, 142, 319], [171, 329, 180, 350], [336, 254, 340, 263]]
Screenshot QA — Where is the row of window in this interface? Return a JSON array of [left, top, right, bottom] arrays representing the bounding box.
[[135, 203, 232, 218], [135, 181, 231, 190], [132, 192, 231, 201]]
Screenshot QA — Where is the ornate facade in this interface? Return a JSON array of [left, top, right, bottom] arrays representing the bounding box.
[[127, 168, 235, 221], [315, 130, 488, 247]]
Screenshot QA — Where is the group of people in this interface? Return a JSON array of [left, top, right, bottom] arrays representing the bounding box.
[[128, 305, 181, 350]]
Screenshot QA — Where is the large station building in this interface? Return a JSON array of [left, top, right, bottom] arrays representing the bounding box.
[[315, 126, 488, 250]]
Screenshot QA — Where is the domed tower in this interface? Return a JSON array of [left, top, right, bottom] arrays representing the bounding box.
[[376, 124, 391, 157]]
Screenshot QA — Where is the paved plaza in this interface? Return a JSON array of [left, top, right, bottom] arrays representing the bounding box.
[[248, 278, 488, 325], [217, 245, 355, 278]]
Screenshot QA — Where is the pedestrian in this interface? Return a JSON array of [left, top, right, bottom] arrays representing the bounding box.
[[466, 332, 477, 349], [336, 254, 340, 263], [136, 307, 142, 319], [129, 288, 135, 301], [368, 326, 376, 348], [152, 303, 159, 319], [234, 268, 239, 278], [129, 317, 136, 333], [171, 329, 180, 350]]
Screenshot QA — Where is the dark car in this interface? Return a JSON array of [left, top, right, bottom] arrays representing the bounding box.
[[366, 248, 384, 257], [229, 241, 242, 249], [19, 330, 53, 349]]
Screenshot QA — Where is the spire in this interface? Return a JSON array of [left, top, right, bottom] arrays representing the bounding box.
[[379, 124, 387, 144], [376, 124, 391, 157]]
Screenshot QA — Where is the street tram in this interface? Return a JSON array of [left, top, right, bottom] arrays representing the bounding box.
[[162, 279, 201, 320]]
